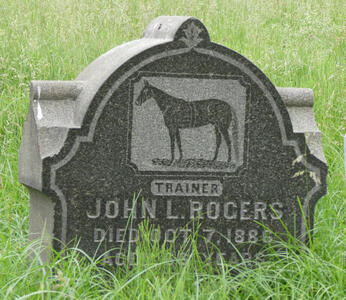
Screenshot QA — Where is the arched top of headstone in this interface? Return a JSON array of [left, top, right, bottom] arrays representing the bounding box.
[[143, 16, 210, 43]]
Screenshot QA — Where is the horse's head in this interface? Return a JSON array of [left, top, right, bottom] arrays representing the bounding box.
[[135, 79, 153, 106]]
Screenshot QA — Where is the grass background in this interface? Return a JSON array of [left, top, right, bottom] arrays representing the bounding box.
[[0, 0, 345, 298]]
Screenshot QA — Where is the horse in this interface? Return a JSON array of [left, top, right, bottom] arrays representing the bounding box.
[[135, 79, 238, 165]]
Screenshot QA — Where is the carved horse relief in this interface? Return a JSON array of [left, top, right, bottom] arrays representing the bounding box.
[[135, 79, 238, 166]]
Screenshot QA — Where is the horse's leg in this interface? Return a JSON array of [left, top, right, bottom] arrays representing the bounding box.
[[175, 128, 183, 162], [168, 128, 175, 165], [213, 126, 221, 161], [220, 127, 232, 162]]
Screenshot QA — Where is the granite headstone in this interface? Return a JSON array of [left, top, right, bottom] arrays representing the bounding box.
[[19, 16, 328, 264]]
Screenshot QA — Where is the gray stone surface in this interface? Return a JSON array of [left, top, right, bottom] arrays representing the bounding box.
[[278, 87, 326, 164], [28, 187, 55, 262], [19, 16, 328, 264]]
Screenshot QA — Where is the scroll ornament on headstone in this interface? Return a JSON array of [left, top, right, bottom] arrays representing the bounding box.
[[19, 16, 327, 264]]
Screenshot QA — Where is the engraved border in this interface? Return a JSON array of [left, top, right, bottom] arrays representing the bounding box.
[[49, 46, 322, 245]]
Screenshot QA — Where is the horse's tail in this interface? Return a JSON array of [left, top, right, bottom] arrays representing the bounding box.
[[230, 108, 239, 163]]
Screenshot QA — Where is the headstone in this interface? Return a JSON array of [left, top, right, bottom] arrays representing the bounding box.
[[19, 16, 328, 264]]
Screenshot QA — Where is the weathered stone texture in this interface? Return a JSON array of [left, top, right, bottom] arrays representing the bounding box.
[[19, 16, 327, 264]]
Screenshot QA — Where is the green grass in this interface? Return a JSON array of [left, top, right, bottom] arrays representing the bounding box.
[[0, 0, 345, 298]]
